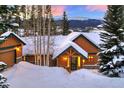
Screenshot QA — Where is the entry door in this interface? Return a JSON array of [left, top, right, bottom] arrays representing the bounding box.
[[71, 56, 78, 71]]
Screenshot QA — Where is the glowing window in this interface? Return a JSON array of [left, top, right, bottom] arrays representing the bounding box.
[[88, 56, 94, 62], [63, 57, 68, 60], [82, 59, 85, 63], [88, 56, 93, 59]]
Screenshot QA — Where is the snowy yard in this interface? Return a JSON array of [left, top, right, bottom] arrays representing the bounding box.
[[2, 62, 124, 88]]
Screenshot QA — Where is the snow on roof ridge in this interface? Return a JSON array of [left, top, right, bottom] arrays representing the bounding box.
[[81, 32, 100, 48], [52, 41, 88, 59], [22, 31, 101, 56], [52, 31, 103, 59], [0, 31, 26, 44], [65, 32, 81, 41], [65, 32, 100, 48]]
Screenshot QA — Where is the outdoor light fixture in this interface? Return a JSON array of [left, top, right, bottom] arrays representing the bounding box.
[[16, 47, 20, 51]]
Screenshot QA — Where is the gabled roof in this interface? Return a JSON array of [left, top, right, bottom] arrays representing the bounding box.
[[52, 41, 88, 59], [0, 31, 26, 45], [21, 31, 102, 56], [65, 32, 101, 48], [52, 32, 101, 59]]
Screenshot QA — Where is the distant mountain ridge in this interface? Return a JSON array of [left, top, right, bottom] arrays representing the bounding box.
[[55, 19, 103, 29]]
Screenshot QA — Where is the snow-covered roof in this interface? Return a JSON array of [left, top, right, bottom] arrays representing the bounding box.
[[0, 31, 26, 45], [22, 35, 66, 55], [52, 41, 88, 59], [52, 32, 102, 59], [81, 32, 101, 48], [65, 32, 101, 48], [22, 31, 102, 58]]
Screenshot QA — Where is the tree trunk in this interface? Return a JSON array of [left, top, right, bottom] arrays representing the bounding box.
[[42, 5, 46, 66], [46, 11, 51, 66]]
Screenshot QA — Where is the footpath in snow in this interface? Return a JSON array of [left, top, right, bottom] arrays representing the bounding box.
[[3, 62, 124, 88]]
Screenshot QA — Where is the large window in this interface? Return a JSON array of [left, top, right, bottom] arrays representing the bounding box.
[[62, 56, 81, 70], [88, 56, 94, 62]]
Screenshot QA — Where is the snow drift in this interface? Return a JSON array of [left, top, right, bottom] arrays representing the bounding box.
[[3, 62, 124, 88]]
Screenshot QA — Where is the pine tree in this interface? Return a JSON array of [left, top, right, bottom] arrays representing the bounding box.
[[51, 17, 57, 35], [62, 11, 69, 35], [0, 5, 20, 34], [0, 62, 9, 88], [99, 5, 124, 77], [0, 74, 9, 88]]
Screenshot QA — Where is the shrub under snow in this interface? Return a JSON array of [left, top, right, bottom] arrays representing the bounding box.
[[0, 62, 9, 88]]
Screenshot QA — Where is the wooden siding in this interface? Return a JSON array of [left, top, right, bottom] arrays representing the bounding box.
[[20, 34, 100, 71], [56, 35, 100, 71], [73, 35, 99, 53], [0, 36, 22, 48], [57, 47, 85, 71], [23, 55, 53, 66], [0, 50, 16, 67], [73, 35, 99, 66], [0, 36, 24, 67]]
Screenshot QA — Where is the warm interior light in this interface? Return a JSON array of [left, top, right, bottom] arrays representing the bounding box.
[[82, 59, 85, 63], [63, 57, 68, 60], [67, 58, 70, 67], [88, 56, 93, 59], [90, 56, 93, 59], [78, 57, 81, 67], [16, 47, 20, 51]]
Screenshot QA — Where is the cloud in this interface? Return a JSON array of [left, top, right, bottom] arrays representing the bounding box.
[[51, 5, 65, 16], [86, 5, 107, 12]]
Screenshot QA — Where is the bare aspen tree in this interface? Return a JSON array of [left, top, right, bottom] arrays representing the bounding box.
[[21, 5, 30, 61], [37, 5, 43, 66], [25, 5, 55, 66], [38, 6, 43, 66], [36, 6, 39, 65], [31, 5, 43, 65], [42, 5, 46, 66], [31, 5, 38, 65], [46, 5, 51, 66], [21, 5, 27, 61]]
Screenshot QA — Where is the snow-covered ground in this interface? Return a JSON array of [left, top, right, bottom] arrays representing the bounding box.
[[2, 62, 124, 88]]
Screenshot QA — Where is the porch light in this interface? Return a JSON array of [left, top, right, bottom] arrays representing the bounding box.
[[16, 47, 20, 51]]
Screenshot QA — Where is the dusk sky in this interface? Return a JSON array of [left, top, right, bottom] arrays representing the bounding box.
[[51, 5, 107, 20]]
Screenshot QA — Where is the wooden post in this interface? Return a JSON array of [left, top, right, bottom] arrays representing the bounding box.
[[57, 58, 59, 66]]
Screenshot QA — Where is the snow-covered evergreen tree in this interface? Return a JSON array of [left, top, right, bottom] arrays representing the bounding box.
[[0, 74, 9, 88], [0, 5, 20, 34], [0, 62, 9, 88], [99, 5, 124, 77]]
